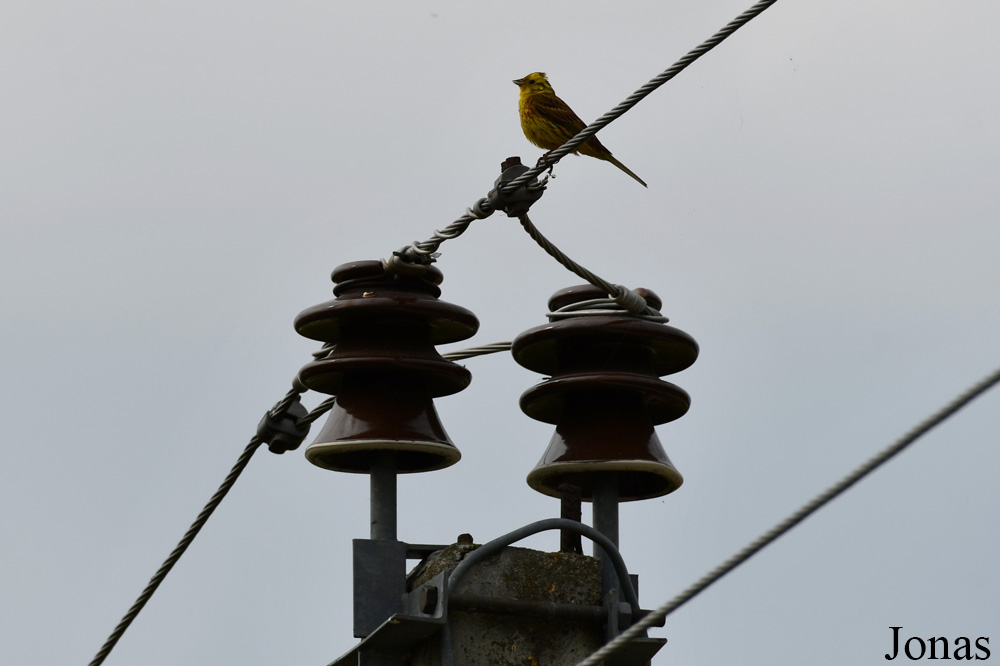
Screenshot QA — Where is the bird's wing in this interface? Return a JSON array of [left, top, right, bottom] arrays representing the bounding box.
[[531, 94, 611, 157], [531, 94, 588, 134]]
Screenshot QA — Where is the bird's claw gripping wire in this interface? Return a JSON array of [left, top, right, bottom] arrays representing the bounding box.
[[488, 157, 547, 217], [535, 151, 557, 179]]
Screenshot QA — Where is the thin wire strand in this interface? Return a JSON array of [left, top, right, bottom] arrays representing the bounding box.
[[573, 364, 1000, 666], [88, 437, 264, 666], [504, 0, 780, 193], [547, 297, 669, 323]]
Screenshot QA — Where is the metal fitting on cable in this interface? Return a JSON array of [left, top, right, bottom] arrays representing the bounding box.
[[256, 396, 311, 454], [610, 284, 651, 315], [384, 251, 438, 276], [468, 197, 495, 219], [488, 156, 546, 217]]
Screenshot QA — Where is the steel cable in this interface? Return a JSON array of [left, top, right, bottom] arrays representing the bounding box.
[[517, 213, 659, 317], [87, 437, 264, 666], [390, 197, 495, 268], [87, 383, 337, 666]]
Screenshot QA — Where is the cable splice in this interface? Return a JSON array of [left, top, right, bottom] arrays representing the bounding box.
[[256, 395, 310, 454], [387, 197, 496, 273], [547, 296, 668, 323], [487, 157, 547, 217]]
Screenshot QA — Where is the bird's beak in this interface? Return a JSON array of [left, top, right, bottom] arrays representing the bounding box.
[[513, 78, 524, 86]]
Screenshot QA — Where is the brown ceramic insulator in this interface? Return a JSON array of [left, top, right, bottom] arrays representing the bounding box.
[[295, 260, 479, 474], [512, 285, 698, 501], [297, 260, 477, 349], [522, 385, 685, 501], [520, 373, 690, 426]]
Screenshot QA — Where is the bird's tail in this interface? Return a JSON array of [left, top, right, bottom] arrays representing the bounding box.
[[605, 155, 647, 188]]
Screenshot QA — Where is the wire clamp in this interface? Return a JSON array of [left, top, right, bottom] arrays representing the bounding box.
[[386, 250, 439, 275], [256, 397, 311, 454], [488, 157, 546, 217]]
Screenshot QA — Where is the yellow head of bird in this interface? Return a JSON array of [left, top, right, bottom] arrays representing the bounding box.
[[513, 72, 555, 95]]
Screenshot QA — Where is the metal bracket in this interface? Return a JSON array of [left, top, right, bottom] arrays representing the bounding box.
[[487, 158, 546, 217], [353, 539, 408, 638], [255, 397, 310, 454], [405, 571, 448, 619]]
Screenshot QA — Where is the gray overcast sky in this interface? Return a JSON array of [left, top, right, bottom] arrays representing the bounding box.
[[2, 1, 999, 664]]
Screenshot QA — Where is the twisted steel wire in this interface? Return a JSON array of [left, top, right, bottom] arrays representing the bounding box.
[[87, 437, 264, 666], [391, 197, 495, 268], [300, 396, 336, 426], [517, 213, 658, 316], [442, 341, 513, 361], [270, 385, 309, 421], [548, 297, 669, 323], [87, 377, 336, 666], [572, 364, 1000, 666], [503, 0, 781, 194]]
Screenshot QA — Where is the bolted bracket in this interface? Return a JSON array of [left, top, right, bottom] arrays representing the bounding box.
[[487, 157, 546, 217], [256, 397, 310, 454], [353, 539, 409, 638], [405, 571, 448, 619]]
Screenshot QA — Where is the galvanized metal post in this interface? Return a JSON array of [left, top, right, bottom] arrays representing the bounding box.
[[370, 451, 398, 541], [592, 473, 620, 601]]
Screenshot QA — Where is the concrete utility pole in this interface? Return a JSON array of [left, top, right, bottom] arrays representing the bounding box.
[[295, 261, 697, 666]]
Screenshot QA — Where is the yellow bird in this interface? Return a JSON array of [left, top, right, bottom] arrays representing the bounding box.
[[513, 72, 646, 188]]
